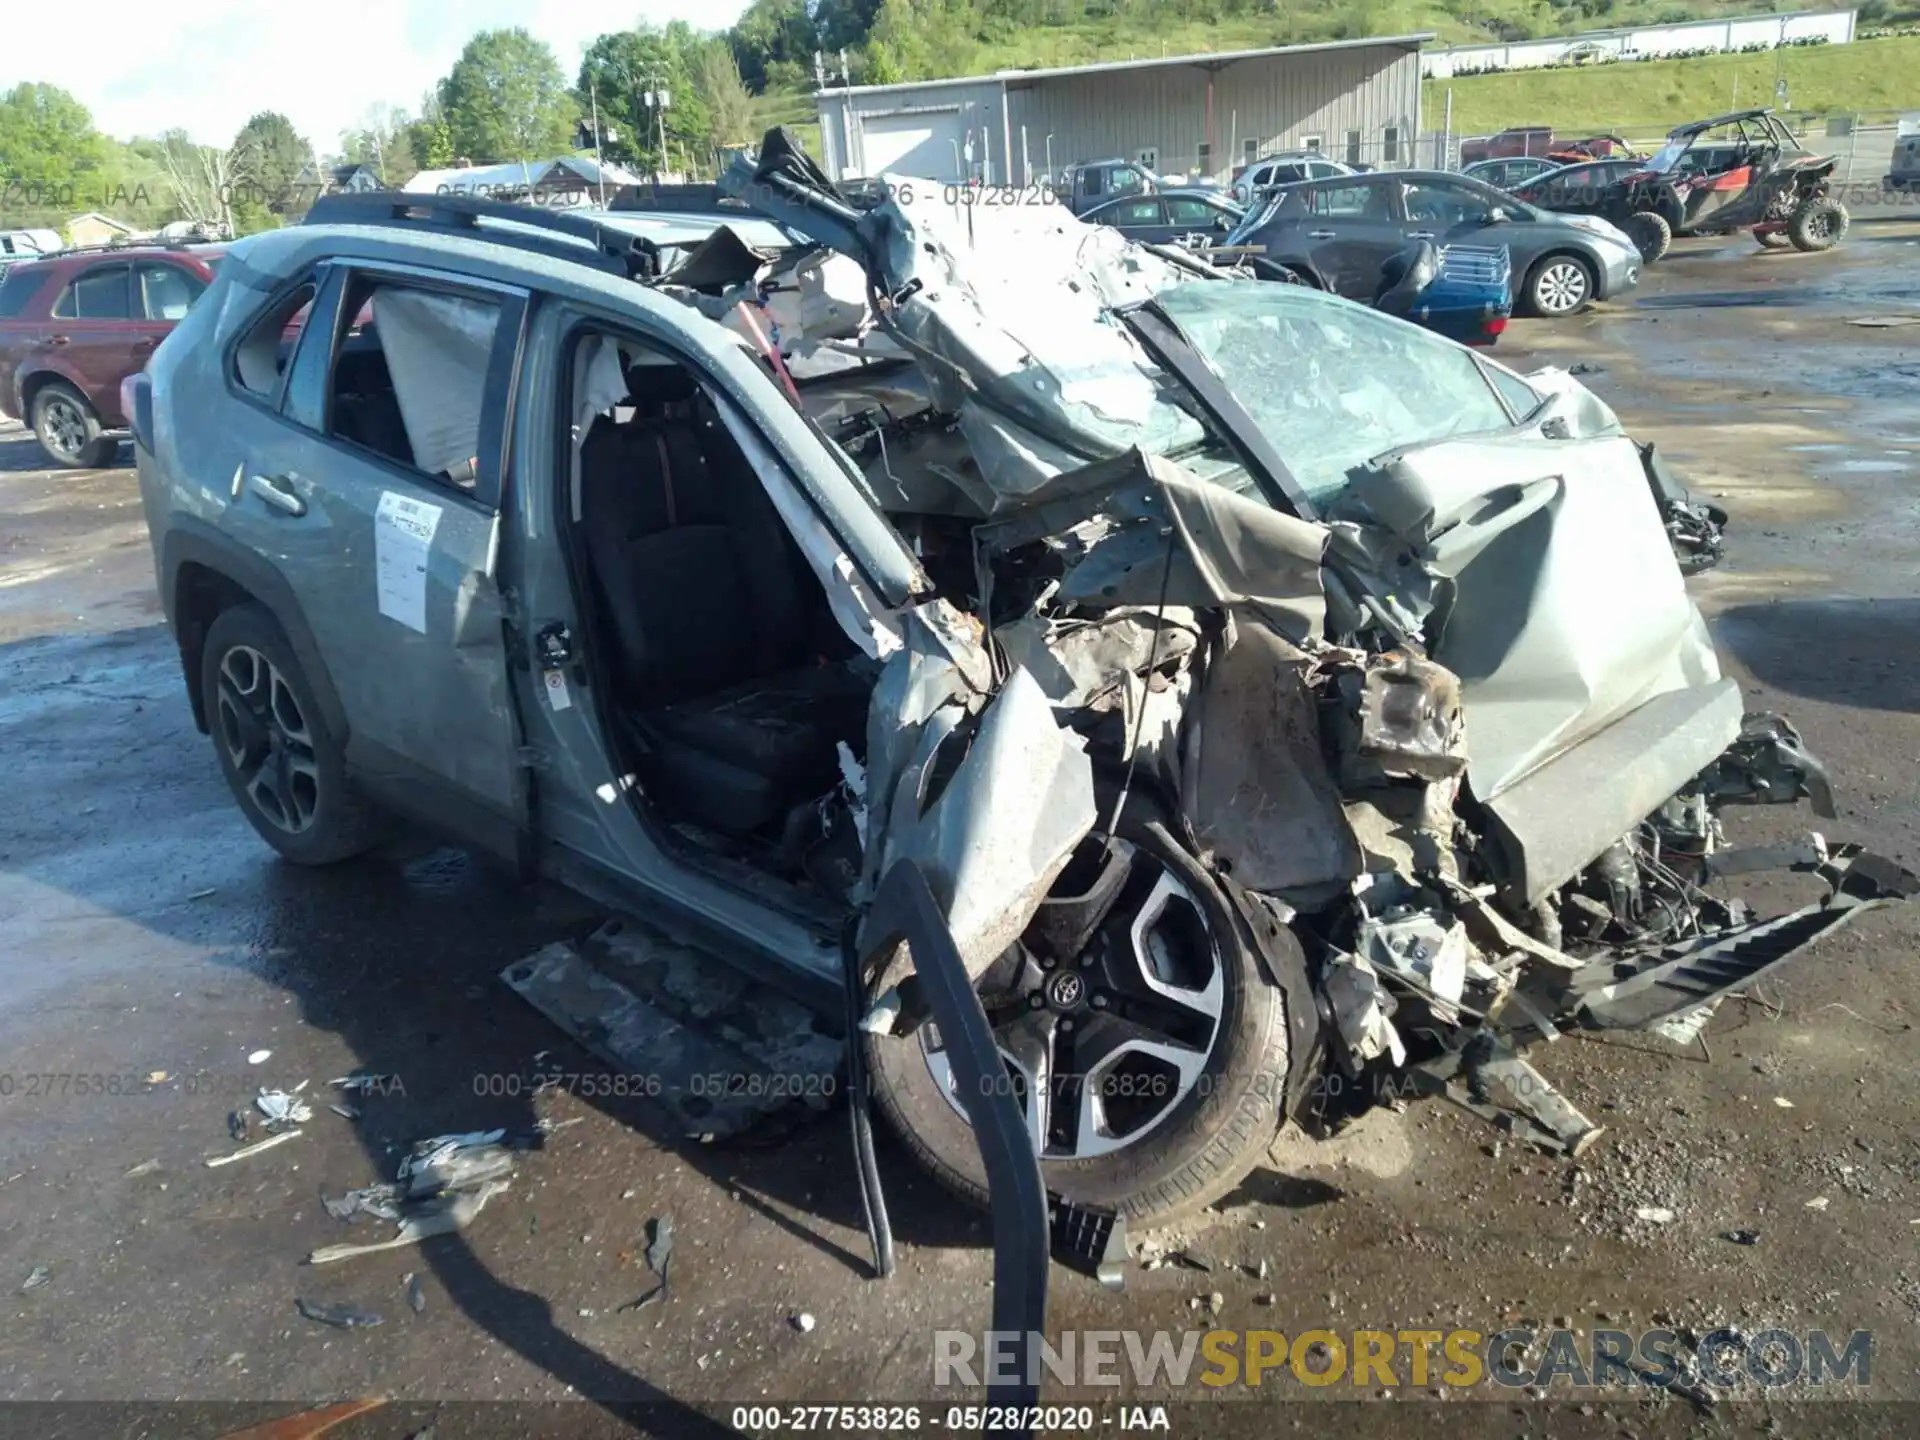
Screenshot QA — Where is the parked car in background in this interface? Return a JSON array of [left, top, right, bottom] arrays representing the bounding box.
[[1461, 156, 1564, 192], [0, 242, 224, 466], [1081, 188, 1244, 246], [0, 228, 64, 281], [1228, 153, 1353, 206], [1510, 158, 1648, 212], [1051, 158, 1162, 216], [1231, 169, 1640, 316], [1889, 124, 1920, 191]]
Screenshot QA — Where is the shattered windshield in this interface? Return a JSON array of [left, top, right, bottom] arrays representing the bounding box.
[[1151, 281, 1518, 502]]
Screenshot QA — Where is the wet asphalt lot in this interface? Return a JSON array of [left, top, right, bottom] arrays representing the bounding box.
[[2, 221, 1920, 1439]]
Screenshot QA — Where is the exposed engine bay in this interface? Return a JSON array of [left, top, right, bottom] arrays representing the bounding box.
[[616, 129, 1915, 1206]]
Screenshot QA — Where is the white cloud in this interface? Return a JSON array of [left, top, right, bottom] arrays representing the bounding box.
[[2, 0, 750, 153]]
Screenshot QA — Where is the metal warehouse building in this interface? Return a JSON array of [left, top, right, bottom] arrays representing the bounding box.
[[815, 34, 1431, 187]]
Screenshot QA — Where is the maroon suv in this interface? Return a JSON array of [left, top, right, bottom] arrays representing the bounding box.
[[0, 243, 224, 468]]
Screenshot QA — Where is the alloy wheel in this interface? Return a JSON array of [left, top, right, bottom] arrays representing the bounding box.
[[41, 397, 89, 463], [214, 644, 320, 834], [923, 842, 1225, 1160], [1534, 259, 1590, 315]]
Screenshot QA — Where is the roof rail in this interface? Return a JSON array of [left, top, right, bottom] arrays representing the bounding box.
[[21, 238, 216, 261], [301, 191, 661, 279]]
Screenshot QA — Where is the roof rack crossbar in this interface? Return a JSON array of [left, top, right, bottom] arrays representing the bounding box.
[[301, 191, 661, 279]]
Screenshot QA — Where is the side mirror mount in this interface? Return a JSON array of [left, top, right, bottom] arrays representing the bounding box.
[[1485, 206, 1511, 225]]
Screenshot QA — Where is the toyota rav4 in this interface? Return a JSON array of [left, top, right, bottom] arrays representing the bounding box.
[[131, 131, 1913, 1225]]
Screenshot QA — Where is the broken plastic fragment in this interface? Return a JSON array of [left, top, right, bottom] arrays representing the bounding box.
[[256, 1090, 314, 1130], [206, 1129, 301, 1167], [295, 1297, 383, 1329], [1322, 953, 1406, 1067], [306, 1179, 509, 1265]]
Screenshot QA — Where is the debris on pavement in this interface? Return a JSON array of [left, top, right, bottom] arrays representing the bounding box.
[[1635, 1205, 1678, 1224], [617, 1215, 676, 1312], [1805, 1195, 1832, 1211], [228, 1110, 251, 1143], [20, 1266, 50, 1293], [206, 1129, 302, 1167], [306, 1180, 509, 1265], [329, 1073, 400, 1094], [1722, 1228, 1762, 1245], [247, 1050, 272, 1065], [145, 1070, 169, 1085], [405, 1272, 426, 1314], [322, 1185, 405, 1224], [256, 1089, 313, 1131], [124, 1158, 161, 1178], [1772, 1096, 1795, 1109], [398, 1131, 516, 1198], [327, 1103, 360, 1121], [502, 922, 841, 1140], [792, 1312, 816, 1333], [295, 1298, 384, 1329]]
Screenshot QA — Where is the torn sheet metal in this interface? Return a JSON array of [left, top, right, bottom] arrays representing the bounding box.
[[1353, 432, 1721, 806], [1180, 619, 1361, 898], [502, 920, 843, 1138], [995, 607, 1199, 711], [1357, 654, 1466, 782], [866, 667, 1097, 981]]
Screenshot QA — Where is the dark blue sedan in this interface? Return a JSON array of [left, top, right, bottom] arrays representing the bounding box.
[[1081, 188, 1245, 248]]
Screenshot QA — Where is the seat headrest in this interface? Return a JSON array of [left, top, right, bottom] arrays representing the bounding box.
[[627, 363, 699, 407]]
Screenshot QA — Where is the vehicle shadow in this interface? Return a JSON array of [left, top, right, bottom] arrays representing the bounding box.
[[0, 618, 982, 1416], [1713, 597, 1920, 713]]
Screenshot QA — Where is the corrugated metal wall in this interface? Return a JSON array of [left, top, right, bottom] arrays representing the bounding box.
[[1009, 46, 1421, 181], [818, 44, 1423, 185]]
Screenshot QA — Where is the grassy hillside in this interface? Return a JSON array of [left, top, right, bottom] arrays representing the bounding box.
[[1426, 33, 1920, 132]]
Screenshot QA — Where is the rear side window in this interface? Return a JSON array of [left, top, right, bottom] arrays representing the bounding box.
[[325, 276, 502, 493], [233, 279, 319, 399], [139, 263, 204, 321], [0, 268, 43, 319], [1307, 184, 1391, 221], [52, 264, 133, 319]]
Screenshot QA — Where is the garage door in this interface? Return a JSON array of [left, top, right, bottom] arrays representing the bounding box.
[[859, 110, 967, 181]]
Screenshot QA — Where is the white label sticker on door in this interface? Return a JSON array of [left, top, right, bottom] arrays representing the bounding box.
[[544, 668, 572, 712], [374, 491, 442, 634]]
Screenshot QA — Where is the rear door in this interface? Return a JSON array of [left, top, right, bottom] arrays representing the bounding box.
[[217, 259, 531, 858], [1163, 194, 1236, 248], [1101, 197, 1170, 241], [45, 262, 141, 419], [1400, 176, 1504, 249], [1296, 179, 1405, 298], [129, 261, 210, 412]]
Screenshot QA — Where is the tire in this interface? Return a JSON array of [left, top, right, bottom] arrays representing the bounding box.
[[30, 381, 117, 469], [1624, 211, 1672, 264], [1787, 195, 1847, 252], [199, 602, 384, 865], [1523, 252, 1595, 317], [1756, 229, 1790, 249], [865, 821, 1293, 1225]]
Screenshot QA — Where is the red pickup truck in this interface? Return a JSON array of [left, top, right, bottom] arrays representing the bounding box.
[[1460, 128, 1636, 167], [0, 242, 224, 467]]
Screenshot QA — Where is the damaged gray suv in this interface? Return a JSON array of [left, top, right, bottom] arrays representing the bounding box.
[[133, 132, 1915, 1228]]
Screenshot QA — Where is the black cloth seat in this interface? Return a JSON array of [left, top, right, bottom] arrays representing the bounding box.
[[581, 365, 864, 836]]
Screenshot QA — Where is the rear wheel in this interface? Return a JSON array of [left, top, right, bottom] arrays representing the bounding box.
[[1755, 228, 1790, 249], [1787, 195, 1847, 252], [865, 822, 1293, 1224], [1624, 211, 1672, 264], [30, 381, 117, 469], [200, 603, 384, 865], [1523, 253, 1595, 316]]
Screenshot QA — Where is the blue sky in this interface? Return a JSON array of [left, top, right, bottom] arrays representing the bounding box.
[[4, 1, 751, 154]]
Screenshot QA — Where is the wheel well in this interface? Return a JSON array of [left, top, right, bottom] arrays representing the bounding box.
[[174, 562, 257, 733], [18, 370, 82, 420]]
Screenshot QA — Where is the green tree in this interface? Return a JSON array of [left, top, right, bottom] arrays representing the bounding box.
[[579, 26, 711, 175], [730, 0, 817, 91], [0, 83, 114, 224], [439, 28, 578, 164], [341, 104, 419, 186], [229, 111, 315, 225], [695, 40, 756, 153]]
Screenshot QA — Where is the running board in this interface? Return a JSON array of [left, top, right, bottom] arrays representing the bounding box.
[[1564, 845, 1918, 1033]]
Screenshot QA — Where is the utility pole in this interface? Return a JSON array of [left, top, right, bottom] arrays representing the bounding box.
[[590, 75, 606, 206]]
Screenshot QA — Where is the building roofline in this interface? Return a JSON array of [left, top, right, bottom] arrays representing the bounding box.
[[814, 33, 1435, 100]]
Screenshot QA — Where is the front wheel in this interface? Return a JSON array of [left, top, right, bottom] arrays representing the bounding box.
[[31, 381, 117, 469], [1523, 253, 1595, 316], [1624, 211, 1672, 264], [200, 603, 384, 865], [1787, 195, 1848, 252], [866, 822, 1293, 1225], [1756, 228, 1790, 249]]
